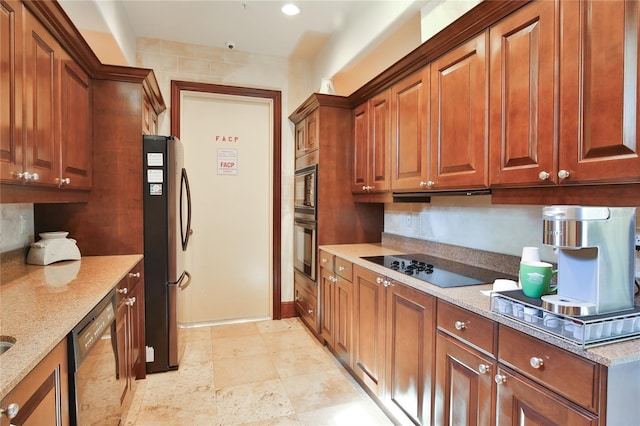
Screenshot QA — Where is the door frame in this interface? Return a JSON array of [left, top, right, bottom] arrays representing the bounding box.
[[170, 80, 282, 319]]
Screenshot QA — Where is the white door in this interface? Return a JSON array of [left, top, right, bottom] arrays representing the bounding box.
[[178, 91, 273, 324]]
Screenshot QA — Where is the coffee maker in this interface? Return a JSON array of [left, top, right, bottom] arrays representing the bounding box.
[[541, 206, 636, 316]]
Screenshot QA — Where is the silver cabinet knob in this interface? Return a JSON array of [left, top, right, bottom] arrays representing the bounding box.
[[376, 277, 384, 284], [308, 309, 314, 315], [494, 374, 507, 384], [427, 180, 435, 188], [128, 272, 141, 278], [529, 357, 544, 369], [17, 172, 39, 182], [321, 257, 328, 264], [419, 181, 428, 188], [338, 266, 345, 271], [454, 320, 466, 331], [538, 171, 550, 180], [117, 288, 128, 294], [58, 177, 71, 186], [125, 296, 137, 306], [383, 280, 394, 287], [558, 169, 570, 179], [1, 402, 19, 419], [478, 364, 491, 374], [362, 185, 368, 191]]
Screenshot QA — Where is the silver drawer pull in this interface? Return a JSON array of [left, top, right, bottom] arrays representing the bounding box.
[[128, 272, 141, 278], [454, 321, 466, 331], [530, 357, 544, 369], [117, 288, 128, 294]]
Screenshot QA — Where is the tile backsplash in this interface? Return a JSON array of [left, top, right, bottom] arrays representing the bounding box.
[[0, 204, 34, 253]]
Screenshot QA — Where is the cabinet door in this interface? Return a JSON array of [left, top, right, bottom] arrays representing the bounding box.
[[369, 90, 392, 192], [129, 270, 145, 380], [430, 32, 488, 190], [0, 340, 68, 426], [384, 281, 435, 426], [0, 0, 23, 183], [352, 265, 386, 396], [305, 109, 319, 153], [116, 297, 132, 408], [294, 119, 306, 158], [495, 366, 598, 426], [559, 0, 640, 183], [333, 275, 352, 366], [391, 68, 430, 191], [434, 332, 495, 426], [352, 101, 369, 192], [319, 268, 335, 347], [60, 55, 91, 189], [489, 1, 557, 186], [23, 8, 59, 186]]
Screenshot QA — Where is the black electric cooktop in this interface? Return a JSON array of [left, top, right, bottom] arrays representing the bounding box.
[[361, 254, 501, 288]]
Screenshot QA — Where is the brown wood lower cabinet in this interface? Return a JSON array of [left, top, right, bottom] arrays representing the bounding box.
[[434, 332, 496, 425], [352, 265, 387, 397], [320, 253, 353, 366], [317, 262, 621, 426], [495, 365, 598, 425], [116, 261, 145, 417], [352, 265, 436, 425], [384, 282, 435, 425], [0, 339, 68, 426]]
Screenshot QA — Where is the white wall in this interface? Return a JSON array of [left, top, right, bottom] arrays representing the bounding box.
[[135, 38, 296, 303]]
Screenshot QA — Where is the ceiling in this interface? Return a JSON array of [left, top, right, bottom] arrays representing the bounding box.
[[61, 1, 373, 60]]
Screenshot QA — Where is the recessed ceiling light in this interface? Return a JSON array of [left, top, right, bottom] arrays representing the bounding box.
[[282, 3, 300, 16]]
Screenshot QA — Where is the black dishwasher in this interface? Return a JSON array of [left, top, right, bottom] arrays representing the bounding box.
[[68, 290, 121, 425]]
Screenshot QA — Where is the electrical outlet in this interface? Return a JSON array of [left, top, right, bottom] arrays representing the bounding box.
[[635, 232, 640, 247]]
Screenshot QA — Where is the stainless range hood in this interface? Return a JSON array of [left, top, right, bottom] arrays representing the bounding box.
[[392, 189, 491, 202]]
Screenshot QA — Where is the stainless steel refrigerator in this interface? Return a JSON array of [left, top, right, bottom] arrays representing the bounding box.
[[143, 135, 192, 373]]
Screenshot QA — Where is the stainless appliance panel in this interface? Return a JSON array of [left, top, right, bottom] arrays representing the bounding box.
[[168, 271, 191, 367], [69, 292, 120, 426], [294, 164, 317, 221], [294, 219, 316, 281]]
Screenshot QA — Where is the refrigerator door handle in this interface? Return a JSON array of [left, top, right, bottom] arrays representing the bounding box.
[[180, 168, 192, 251], [179, 270, 192, 291]]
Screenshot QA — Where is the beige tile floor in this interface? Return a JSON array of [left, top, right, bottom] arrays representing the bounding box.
[[124, 318, 394, 426]]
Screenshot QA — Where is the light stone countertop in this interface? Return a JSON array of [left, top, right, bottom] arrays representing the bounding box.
[[0, 255, 143, 400], [320, 243, 640, 367]]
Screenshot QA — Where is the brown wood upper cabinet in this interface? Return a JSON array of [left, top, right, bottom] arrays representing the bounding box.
[[558, 0, 640, 184], [0, 4, 91, 191], [390, 68, 430, 191], [390, 32, 488, 192], [429, 31, 489, 191], [491, 0, 640, 187], [295, 109, 319, 158], [489, 0, 557, 187], [352, 89, 391, 193]]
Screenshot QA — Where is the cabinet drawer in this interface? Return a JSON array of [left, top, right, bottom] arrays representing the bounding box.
[[319, 250, 335, 273], [334, 257, 352, 281], [437, 300, 496, 356], [295, 284, 317, 330], [498, 325, 600, 412]]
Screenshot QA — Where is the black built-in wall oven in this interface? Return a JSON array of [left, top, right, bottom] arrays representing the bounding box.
[[294, 164, 317, 282]]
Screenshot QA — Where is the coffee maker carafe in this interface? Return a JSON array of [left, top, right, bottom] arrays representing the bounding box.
[[542, 206, 636, 316]]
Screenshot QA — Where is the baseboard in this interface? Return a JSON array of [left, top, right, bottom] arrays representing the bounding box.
[[281, 301, 296, 318]]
